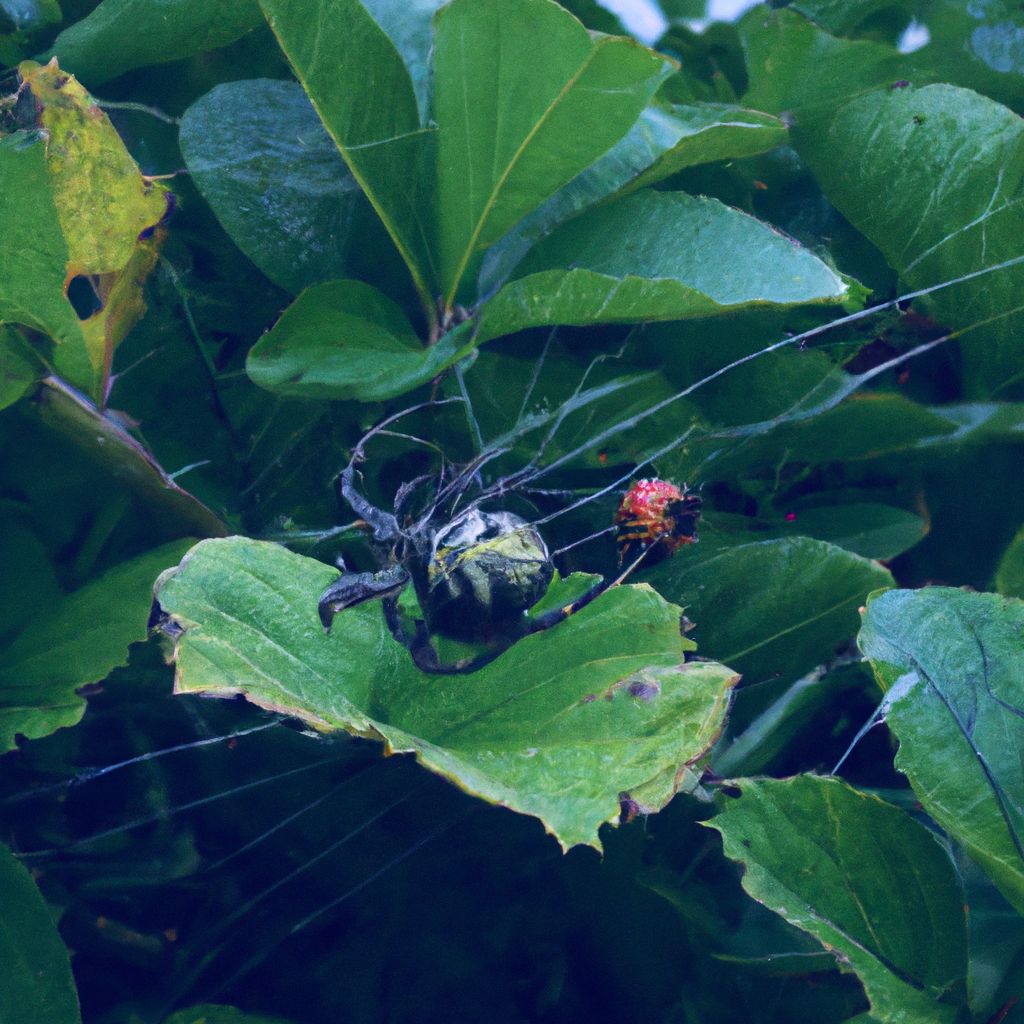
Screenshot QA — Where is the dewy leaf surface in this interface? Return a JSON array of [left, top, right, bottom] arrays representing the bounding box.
[[431, 0, 672, 304], [478, 190, 847, 340], [246, 280, 475, 401], [258, 0, 435, 311], [0, 539, 195, 752], [708, 775, 967, 1024], [179, 80, 371, 297], [0, 842, 81, 1024], [858, 588, 1024, 916], [155, 537, 738, 850]]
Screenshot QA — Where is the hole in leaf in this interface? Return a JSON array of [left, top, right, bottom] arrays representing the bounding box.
[[67, 275, 104, 320]]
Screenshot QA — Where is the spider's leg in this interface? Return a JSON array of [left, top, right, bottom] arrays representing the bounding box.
[[318, 566, 410, 632], [338, 464, 401, 544]]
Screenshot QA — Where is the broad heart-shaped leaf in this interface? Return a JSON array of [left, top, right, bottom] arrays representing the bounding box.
[[179, 80, 372, 297], [431, 0, 673, 305], [0, 62, 166, 400], [794, 82, 1024, 398], [259, 0, 436, 314], [707, 775, 968, 1024], [155, 537, 738, 851], [476, 190, 847, 342], [858, 588, 1024, 917], [0, 842, 81, 1024], [479, 102, 788, 293], [46, 0, 263, 86], [646, 537, 893, 685], [246, 280, 475, 402], [0, 539, 195, 753]]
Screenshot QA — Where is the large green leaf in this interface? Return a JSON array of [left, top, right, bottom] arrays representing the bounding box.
[[362, 0, 445, 117], [646, 536, 893, 684], [795, 83, 1024, 397], [479, 102, 788, 292], [246, 280, 475, 402], [740, 7, 909, 118], [478, 190, 847, 341], [0, 842, 81, 1024], [179, 79, 371, 297], [431, 0, 672, 305], [0, 539, 194, 752], [46, 0, 263, 85], [258, 0, 435, 314], [708, 775, 968, 1024], [155, 537, 738, 850], [858, 587, 1024, 916]]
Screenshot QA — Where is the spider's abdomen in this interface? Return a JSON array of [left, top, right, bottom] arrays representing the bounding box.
[[425, 510, 554, 641], [615, 479, 702, 565]]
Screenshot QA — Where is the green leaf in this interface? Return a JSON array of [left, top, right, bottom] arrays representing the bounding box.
[[155, 537, 738, 850], [0, 132, 84, 348], [258, 0, 435, 314], [179, 79, 373, 297], [46, 0, 263, 86], [479, 102, 789, 292], [0, 539, 195, 753], [858, 587, 1024, 916], [0, 841, 81, 1024], [246, 280, 475, 402], [741, 8, 909, 118], [786, 0, 913, 38], [708, 775, 968, 1024], [431, 0, 673, 305], [164, 1007, 292, 1024], [646, 536, 893, 683], [795, 82, 1024, 398], [995, 525, 1024, 598], [478, 190, 847, 341], [779, 503, 926, 560], [362, 0, 446, 117]]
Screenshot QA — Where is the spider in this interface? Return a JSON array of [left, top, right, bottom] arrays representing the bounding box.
[[317, 401, 702, 674]]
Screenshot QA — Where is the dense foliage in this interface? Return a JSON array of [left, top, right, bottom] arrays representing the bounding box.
[[3, 0, 1024, 1021]]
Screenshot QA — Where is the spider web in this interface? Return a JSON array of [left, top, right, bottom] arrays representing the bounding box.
[[4, 255, 1024, 1018]]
